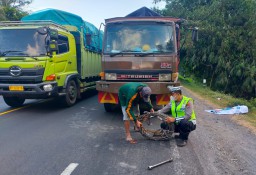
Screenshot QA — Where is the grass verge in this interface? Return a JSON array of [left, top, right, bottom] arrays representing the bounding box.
[[179, 76, 256, 129]]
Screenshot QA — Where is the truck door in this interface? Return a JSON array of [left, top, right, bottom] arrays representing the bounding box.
[[53, 34, 70, 74]]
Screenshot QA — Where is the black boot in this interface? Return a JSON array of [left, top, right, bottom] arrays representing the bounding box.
[[176, 139, 187, 147]]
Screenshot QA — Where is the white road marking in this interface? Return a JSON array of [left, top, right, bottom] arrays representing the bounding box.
[[119, 162, 137, 169], [60, 163, 79, 175], [170, 141, 184, 174]]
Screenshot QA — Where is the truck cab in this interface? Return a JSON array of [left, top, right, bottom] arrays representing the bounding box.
[[0, 22, 78, 106], [96, 7, 182, 112], [0, 21, 102, 108], [0, 9, 102, 108]]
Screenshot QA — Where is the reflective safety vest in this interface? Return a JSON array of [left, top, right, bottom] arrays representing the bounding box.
[[171, 96, 196, 122]]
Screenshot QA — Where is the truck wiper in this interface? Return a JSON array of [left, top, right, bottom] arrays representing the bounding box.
[[109, 52, 123, 57], [0, 50, 24, 56], [5, 56, 39, 61], [137, 51, 164, 57], [1, 50, 39, 60], [5, 57, 26, 61], [110, 50, 141, 57], [28, 56, 39, 60]]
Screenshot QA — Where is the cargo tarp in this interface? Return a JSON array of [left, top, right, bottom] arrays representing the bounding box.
[[22, 9, 103, 53], [126, 7, 162, 17]]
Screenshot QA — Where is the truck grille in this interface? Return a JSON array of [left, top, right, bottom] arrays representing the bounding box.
[[105, 70, 172, 82], [0, 68, 45, 84], [117, 74, 159, 81]]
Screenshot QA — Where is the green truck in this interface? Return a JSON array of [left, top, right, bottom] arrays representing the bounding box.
[[0, 9, 102, 107]]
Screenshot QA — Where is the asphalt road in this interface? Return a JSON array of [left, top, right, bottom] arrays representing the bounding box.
[[0, 89, 255, 175]]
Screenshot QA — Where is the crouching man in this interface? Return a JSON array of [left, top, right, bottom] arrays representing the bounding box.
[[158, 86, 196, 147], [119, 82, 154, 144]]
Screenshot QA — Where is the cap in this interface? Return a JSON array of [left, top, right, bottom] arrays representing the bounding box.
[[167, 86, 182, 93], [141, 86, 152, 102]]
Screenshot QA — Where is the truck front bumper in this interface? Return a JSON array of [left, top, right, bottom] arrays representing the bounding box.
[[0, 82, 58, 99], [96, 81, 180, 94]]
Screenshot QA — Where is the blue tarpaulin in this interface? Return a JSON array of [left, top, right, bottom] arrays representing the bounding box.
[[22, 8, 103, 53]]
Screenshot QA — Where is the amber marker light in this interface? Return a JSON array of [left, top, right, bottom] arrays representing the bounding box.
[[46, 74, 56, 81], [99, 72, 105, 80], [99, 72, 105, 77]]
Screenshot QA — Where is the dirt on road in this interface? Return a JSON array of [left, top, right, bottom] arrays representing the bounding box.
[[183, 87, 256, 175]]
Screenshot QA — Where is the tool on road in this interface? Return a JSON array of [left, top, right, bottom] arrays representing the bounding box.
[[148, 158, 173, 170]]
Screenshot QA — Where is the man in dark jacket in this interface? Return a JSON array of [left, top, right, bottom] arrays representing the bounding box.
[[119, 82, 154, 144]]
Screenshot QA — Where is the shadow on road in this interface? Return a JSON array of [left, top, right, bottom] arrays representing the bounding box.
[[16, 89, 100, 114]]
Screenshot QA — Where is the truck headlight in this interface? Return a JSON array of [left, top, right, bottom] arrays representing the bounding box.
[[105, 73, 117, 80], [43, 84, 53, 92], [159, 74, 172, 81]]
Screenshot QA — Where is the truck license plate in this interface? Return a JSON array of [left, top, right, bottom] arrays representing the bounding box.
[[9, 86, 24, 91]]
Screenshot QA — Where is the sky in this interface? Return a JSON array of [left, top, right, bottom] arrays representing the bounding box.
[[26, 0, 166, 28]]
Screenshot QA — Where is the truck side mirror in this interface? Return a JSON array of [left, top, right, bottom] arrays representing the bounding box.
[[37, 27, 48, 35], [192, 27, 199, 42], [86, 34, 92, 46], [46, 29, 58, 56], [49, 29, 58, 40]]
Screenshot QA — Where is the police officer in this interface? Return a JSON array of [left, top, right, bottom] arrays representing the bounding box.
[[158, 86, 196, 147]]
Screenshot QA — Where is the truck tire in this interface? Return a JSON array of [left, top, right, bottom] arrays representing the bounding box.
[[63, 80, 78, 107], [104, 103, 116, 112], [3, 96, 25, 107]]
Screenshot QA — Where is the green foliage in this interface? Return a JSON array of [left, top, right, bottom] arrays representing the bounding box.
[[3, 6, 29, 20], [0, 7, 6, 20], [179, 75, 194, 83], [0, 0, 32, 8], [0, 0, 32, 21], [250, 98, 256, 108], [156, 0, 256, 99]]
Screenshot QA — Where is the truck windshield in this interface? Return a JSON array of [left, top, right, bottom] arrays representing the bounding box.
[[0, 29, 47, 57], [104, 23, 175, 54]]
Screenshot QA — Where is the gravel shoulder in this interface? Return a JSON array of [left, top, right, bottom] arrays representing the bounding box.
[[183, 87, 256, 175]]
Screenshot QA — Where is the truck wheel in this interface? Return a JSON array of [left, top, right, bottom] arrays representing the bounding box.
[[64, 80, 78, 107], [3, 96, 25, 107], [104, 103, 116, 112]]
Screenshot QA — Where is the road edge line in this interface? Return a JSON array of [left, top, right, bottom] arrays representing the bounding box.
[[0, 105, 31, 116]]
